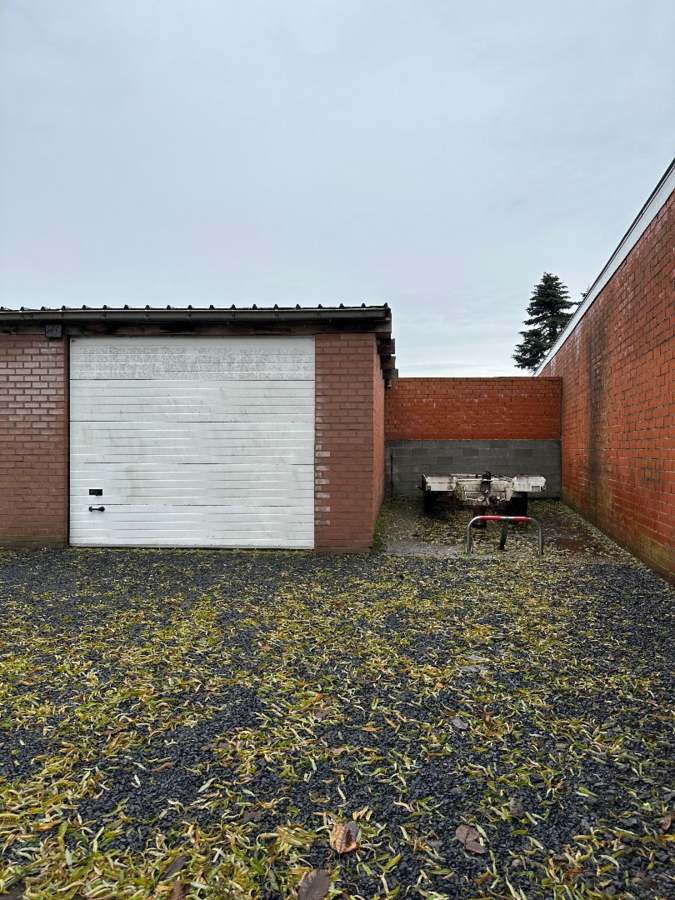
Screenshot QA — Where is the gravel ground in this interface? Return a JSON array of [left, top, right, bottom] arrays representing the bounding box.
[[0, 501, 674, 900]]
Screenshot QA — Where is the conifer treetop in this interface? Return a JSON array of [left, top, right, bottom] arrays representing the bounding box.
[[513, 273, 578, 371]]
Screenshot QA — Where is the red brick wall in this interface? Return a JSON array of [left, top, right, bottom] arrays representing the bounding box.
[[385, 378, 562, 440], [314, 333, 385, 552], [0, 334, 68, 547], [542, 189, 675, 582], [372, 345, 386, 528]]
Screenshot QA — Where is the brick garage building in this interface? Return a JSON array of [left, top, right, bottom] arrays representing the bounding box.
[[539, 158, 675, 581], [0, 306, 395, 553], [1, 160, 672, 571]]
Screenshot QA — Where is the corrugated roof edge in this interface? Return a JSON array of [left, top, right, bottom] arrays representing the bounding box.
[[0, 303, 390, 321], [0, 303, 397, 380], [535, 156, 675, 375]]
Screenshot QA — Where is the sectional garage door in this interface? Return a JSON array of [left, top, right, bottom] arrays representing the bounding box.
[[70, 336, 315, 548]]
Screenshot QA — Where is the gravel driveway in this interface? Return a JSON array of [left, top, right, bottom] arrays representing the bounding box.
[[1, 502, 673, 899]]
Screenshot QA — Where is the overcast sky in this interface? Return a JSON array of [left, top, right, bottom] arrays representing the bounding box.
[[1, 1, 673, 375]]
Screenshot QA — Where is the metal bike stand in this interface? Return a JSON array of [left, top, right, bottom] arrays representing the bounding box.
[[466, 515, 544, 556]]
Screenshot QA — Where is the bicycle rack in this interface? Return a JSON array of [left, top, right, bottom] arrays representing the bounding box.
[[466, 515, 544, 556]]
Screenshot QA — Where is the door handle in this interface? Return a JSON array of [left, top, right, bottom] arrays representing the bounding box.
[[88, 506, 105, 512]]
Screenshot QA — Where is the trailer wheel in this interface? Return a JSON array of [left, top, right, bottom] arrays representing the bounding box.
[[423, 490, 436, 514], [506, 492, 528, 517]]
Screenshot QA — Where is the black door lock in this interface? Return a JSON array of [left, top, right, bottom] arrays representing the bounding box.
[[89, 489, 103, 496], [88, 506, 105, 512]]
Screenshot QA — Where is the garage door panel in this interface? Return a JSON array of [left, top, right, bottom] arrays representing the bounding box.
[[71, 422, 315, 441], [70, 337, 314, 382], [70, 380, 315, 423], [74, 506, 314, 549], [71, 466, 314, 505], [72, 448, 312, 466], [70, 336, 315, 548]]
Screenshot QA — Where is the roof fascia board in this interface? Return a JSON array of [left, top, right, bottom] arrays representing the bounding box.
[[535, 157, 675, 374], [0, 306, 390, 326]]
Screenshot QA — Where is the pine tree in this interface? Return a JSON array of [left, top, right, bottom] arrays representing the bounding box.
[[513, 273, 577, 371]]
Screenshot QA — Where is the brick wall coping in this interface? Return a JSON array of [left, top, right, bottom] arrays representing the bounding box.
[[536, 157, 675, 374]]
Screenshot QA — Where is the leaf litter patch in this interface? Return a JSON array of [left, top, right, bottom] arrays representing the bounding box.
[[0, 528, 673, 899]]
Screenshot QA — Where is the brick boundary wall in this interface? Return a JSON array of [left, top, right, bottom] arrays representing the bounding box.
[[385, 377, 562, 440], [0, 334, 69, 547], [541, 188, 675, 582], [314, 333, 385, 552]]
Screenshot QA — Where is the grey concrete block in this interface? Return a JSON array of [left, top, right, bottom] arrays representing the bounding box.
[[386, 439, 562, 499]]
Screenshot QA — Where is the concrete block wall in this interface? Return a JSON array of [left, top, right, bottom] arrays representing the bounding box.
[[541, 185, 674, 581], [386, 439, 561, 498], [0, 333, 68, 547]]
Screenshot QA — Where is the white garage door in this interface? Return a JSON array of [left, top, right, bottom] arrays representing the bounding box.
[[70, 336, 315, 548]]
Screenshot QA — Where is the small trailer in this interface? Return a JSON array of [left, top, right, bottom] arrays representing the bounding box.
[[420, 471, 547, 555], [420, 471, 546, 515]]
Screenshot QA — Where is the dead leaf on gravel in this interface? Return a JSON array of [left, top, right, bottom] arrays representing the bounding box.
[[451, 717, 469, 730], [160, 855, 187, 880], [508, 797, 525, 817], [455, 825, 486, 854], [298, 868, 330, 900], [314, 708, 331, 719], [659, 812, 674, 831], [171, 882, 186, 900], [329, 820, 359, 853], [242, 808, 263, 824]]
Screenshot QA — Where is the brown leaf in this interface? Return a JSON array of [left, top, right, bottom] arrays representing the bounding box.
[[314, 708, 332, 720], [329, 820, 360, 853], [451, 717, 469, 730], [242, 808, 262, 824], [160, 856, 187, 880], [455, 824, 486, 854], [171, 882, 186, 900], [298, 868, 330, 900], [508, 797, 525, 817], [659, 812, 674, 832], [466, 839, 486, 854]]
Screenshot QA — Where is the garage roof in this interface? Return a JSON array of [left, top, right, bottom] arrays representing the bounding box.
[[0, 303, 397, 378]]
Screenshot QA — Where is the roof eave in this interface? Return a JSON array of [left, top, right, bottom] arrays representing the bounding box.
[[0, 305, 391, 326]]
